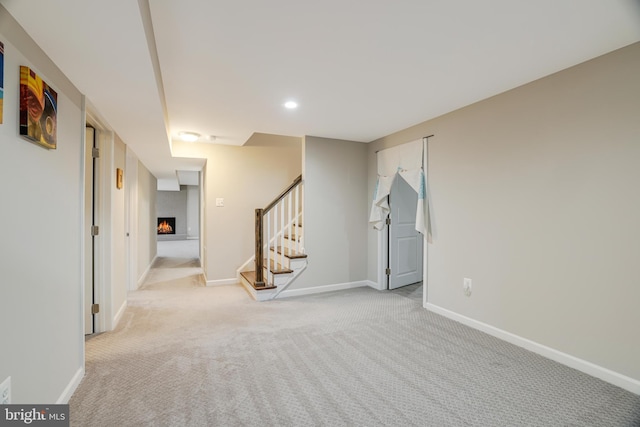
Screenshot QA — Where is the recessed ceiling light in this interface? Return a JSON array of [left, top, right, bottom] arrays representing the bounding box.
[[284, 101, 298, 109], [178, 131, 200, 142]]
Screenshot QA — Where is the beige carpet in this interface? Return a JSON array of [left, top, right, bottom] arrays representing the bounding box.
[[69, 255, 640, 426]]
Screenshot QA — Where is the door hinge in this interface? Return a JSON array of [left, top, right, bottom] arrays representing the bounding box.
[[385, 268, 391, 276], [92, 147, 100, 158], [91, 304, 100, 315], [386, 217, 391, 225], [91, 225, 99, 236]]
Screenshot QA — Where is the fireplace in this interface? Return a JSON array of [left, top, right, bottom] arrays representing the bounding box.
[[157, 217, 176, 235]]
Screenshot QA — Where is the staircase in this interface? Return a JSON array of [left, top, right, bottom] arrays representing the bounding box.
[[238, 175, 307, 301]]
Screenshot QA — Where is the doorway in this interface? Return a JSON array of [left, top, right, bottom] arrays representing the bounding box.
[[387, 175, 424, 290], [156, 171, 202, 260], [84, 126, 98, 334]]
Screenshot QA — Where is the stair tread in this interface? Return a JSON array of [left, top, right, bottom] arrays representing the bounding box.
[[269, 246, 308, 259], [240, 271, 277, 290]]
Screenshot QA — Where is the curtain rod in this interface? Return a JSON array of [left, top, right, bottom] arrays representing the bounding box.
[[375, 134, 435, 153]]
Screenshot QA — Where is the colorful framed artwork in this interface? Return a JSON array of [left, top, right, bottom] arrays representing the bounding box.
[[0, 41, 4, 124], [19, 66, 57, 149]]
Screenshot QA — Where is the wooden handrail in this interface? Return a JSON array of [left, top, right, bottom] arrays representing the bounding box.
[[263, 175, 302, 214]]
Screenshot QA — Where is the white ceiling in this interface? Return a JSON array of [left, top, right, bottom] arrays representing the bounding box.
[[2, 0, 639, 185]]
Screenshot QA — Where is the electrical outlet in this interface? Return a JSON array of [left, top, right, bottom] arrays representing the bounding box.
[[463, 278, 472, 297], [215, 198, 224, 207], [1, 376, 11, 404]]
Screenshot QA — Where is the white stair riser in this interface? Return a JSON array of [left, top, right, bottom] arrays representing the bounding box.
[[239, 275, 275, 301], [282, 238, 303, 251], [262, 268, 292, 287], [267, 252, 306, 271]]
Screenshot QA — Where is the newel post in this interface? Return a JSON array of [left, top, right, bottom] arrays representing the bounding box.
[[255, 208, 265, 287]]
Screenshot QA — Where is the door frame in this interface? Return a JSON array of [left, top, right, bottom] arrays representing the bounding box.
[[85, 107, 114, 333], [376, 139, 429, 307], [84, 125, 97, 335], [387, 175, 424, 290]]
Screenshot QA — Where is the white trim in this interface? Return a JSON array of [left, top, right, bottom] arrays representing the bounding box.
[[137, 255, 157, 288], [278, 280, 368, 298], [79, 95, 87, 370], [363, 280, 380, 290], [113, 300, 127, 328], [425, 303, 640, 395], [377, 224, 387, 290], [236, 256, 255, 276], [56, 367, 84, 404], [207, 278, 238, 287]]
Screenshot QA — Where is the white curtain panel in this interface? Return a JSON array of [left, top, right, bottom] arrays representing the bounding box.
[[369, 139, 431, 241]]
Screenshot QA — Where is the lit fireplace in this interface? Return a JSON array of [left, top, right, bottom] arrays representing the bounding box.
[[157, 217, 176, 235]]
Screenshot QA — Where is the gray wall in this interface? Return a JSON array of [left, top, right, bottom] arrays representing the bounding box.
[[368, 42, 640, 382], [294, 136, 368, 289], [157, 186, 188, 239], [157, 184, 200, 240], [0, 8, 84, 403]]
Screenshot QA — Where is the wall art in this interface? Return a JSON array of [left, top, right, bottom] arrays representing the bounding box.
[[19, 65, 57, 149], [116, 168, 124, 189]]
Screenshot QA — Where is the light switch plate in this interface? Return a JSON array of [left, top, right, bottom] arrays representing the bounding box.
[[216, 198, 224, 207]]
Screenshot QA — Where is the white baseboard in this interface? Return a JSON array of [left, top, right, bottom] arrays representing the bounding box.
[[425, 303, 640, 395], [206, 278, 238, 287], [137, 255, 157, 288], [57, 367, 84, 404], [365, 279, 384, 291], [278, 280, 368, 298], [113, 300, 127, 328]]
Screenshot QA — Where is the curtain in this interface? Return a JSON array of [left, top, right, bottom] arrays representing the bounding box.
[[369, 138, 431, 241]]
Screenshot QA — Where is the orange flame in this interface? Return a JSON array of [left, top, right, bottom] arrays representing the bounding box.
[[157, 220, 173, 234]]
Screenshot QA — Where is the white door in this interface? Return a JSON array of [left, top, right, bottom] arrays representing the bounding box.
[[388, 175, 423, 290], [84, 126, 96, 334]]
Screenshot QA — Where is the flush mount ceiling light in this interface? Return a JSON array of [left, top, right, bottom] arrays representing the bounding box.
[[178, 131, 200, 142], [284, 101, 298, 109]]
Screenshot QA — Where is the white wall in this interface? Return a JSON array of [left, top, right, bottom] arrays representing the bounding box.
[[186, 184, 199, 239], [0, 9, 84, 403], [293, 136, 368, 289], [137, 160, 157, 284], [172, 138, 301, 282], [111, 135, 127, 325], [368, 42, 640, 384]]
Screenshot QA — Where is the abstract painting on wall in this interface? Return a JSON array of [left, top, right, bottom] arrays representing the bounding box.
[[0, 41, 4, 124], [19, 65, 57, 149]]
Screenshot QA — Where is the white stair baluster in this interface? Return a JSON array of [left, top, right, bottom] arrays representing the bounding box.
[[274, 204, 278, 284], [287, 192, 292, 258], [266, 210, 271, 286], [294, 184, 300, 254], [280, 198, 285, 270]]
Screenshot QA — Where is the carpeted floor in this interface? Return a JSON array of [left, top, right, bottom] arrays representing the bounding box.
[[69, 249, 640, 426]]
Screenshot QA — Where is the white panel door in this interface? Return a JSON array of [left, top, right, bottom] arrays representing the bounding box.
[[84, 127, 95, 334], [388, 175, 423, 290]]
